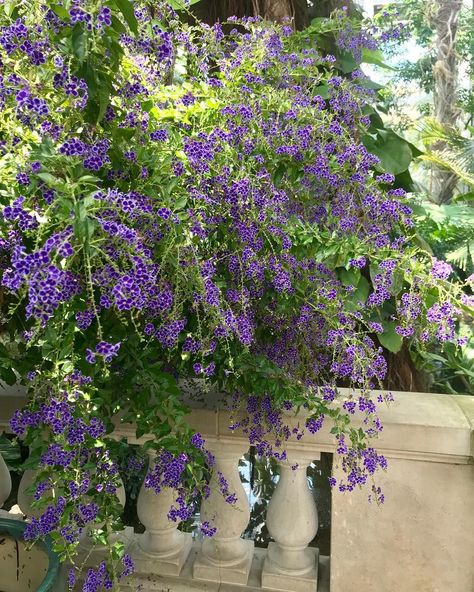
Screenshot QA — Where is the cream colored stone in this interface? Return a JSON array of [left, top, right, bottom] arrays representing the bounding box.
[[120, 545, 330, 592], [0, 450, 11, 507], [131, 460, 192, 576], [263, 544, 319, 592], [2, 386, 473, 592], [193, 538, 254, 585], [262, 452, 319, 592], [17, 468, 43, 517], [331, 457, 474, 592], [193, 440, 254, 585]]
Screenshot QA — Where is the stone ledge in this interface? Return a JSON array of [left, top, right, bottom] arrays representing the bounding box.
[[118, 544, 330, 592], [1, 388, 473, 463]]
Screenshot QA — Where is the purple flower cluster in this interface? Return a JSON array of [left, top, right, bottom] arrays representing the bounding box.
[[0, 4, 469, 579], [0, 18, 47, 65], [2, 235, 80, 323], [86, 341, 121, 363], [60, 138, 109, 169]]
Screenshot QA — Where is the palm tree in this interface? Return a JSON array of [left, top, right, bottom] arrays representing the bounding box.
[[429, 0, 464, 203], [419, 118, 474, 190]]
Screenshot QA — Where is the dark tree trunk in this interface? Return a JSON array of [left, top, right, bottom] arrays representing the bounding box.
[[383, 344, 432, 393], [310, 0, 357, 18], [193, 0, 308, 30]]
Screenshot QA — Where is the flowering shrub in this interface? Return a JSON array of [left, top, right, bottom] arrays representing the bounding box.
[[0, 1, 471, 589]]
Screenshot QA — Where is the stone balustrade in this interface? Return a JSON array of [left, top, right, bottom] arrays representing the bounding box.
[[1, 388, 473, 592]]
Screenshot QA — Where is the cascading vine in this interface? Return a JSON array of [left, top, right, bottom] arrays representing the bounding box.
[[0, 1, 471, 590]]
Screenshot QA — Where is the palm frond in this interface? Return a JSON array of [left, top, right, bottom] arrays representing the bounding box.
[[446, 242, 473, 271], [420, 150, 474, 187], [417, 118, 474, 187]]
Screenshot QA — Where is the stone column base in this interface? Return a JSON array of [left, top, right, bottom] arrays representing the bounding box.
[[262, 544, 319, 592], [193, 539, 254, 585], [128, 531, 193, 576]]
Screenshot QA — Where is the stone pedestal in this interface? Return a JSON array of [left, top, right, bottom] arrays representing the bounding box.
[[0, 452, 11, 508], [263, 544, 319, 592], [262, 451, 320, 592], [130, 529, 193, 576], [129, 452, 192, 576], [193, 440, 253, 585]]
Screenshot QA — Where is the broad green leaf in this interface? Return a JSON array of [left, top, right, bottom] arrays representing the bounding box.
[[72, 24, 87, 62], [339, 51, 358, 74], [3, 1, 17, 17], [168, 0, 201, 8], [0, 367, 16, 386], [51, 4, 69, 19], [314, 84, 329, 99], [361, 48, 395, 70], [362, 130, 413, 175], [114, 0, 138, 34], [110, 14, 127, 34], [339, 267, 360, 287], [36, 172, 58, 185], [378, 322, 403, 353], [346, 276, 370, 311]]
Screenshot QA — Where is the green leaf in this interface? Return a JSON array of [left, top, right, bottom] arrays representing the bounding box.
[[361, 48, 395, 70], [3, 1, 17, 17], [339, 51, 357, 74], [168, 0, 201, 9], [346, 276, 370, 311], [110, 14, 127, 34], [314, 84, 329, 99], [36, 172, 58, 185], [174, 195, 187, 210], [114, 0, 138, 34], [0, 435, 21, 470], [0, 368, 17, 386], [378, 322, 403, 353], [51, 4, 69, 19], [339, 267, 360, 287], [453, 191, 474, 202], [71, 24, 87, 62], [362, 130, 413, 175]]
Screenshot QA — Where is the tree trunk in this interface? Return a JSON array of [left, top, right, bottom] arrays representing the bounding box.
[[430, 0, 463, 203], [310, 0, 357, 18], [193, 0, 308, 29], [383, 344, 432, 393]]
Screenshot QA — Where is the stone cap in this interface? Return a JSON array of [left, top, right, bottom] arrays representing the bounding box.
[[1, 386, 473, 464]]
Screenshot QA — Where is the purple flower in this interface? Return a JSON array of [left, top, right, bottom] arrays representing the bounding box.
[[431, 258, 452, 280], [95, 340, 121, 362], [150, 129, 168, 141]]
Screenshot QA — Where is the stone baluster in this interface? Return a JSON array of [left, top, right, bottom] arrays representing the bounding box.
[[193, 440, 253, 585], [130, 450, 192, 576], [17, 468, 43, 517], [0, 451, 12, 508], [262, 450, 320, 592]]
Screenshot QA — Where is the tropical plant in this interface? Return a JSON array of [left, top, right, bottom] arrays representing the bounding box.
[[0, 2, 470, 591], [418, 119, 474, 191]]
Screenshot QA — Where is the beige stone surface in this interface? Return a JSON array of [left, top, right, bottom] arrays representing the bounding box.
[[2, 387, 473, 592], [2, 388, 472, 462], [331, 457, 474, 592], [119, 546, 331, 592]]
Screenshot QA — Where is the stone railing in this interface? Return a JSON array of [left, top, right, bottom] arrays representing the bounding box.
[[1, 388, 473, 592]]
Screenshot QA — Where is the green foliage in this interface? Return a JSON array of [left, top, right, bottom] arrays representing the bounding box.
[[412, 200, 474, 275], [0, 434, 22, 471]]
